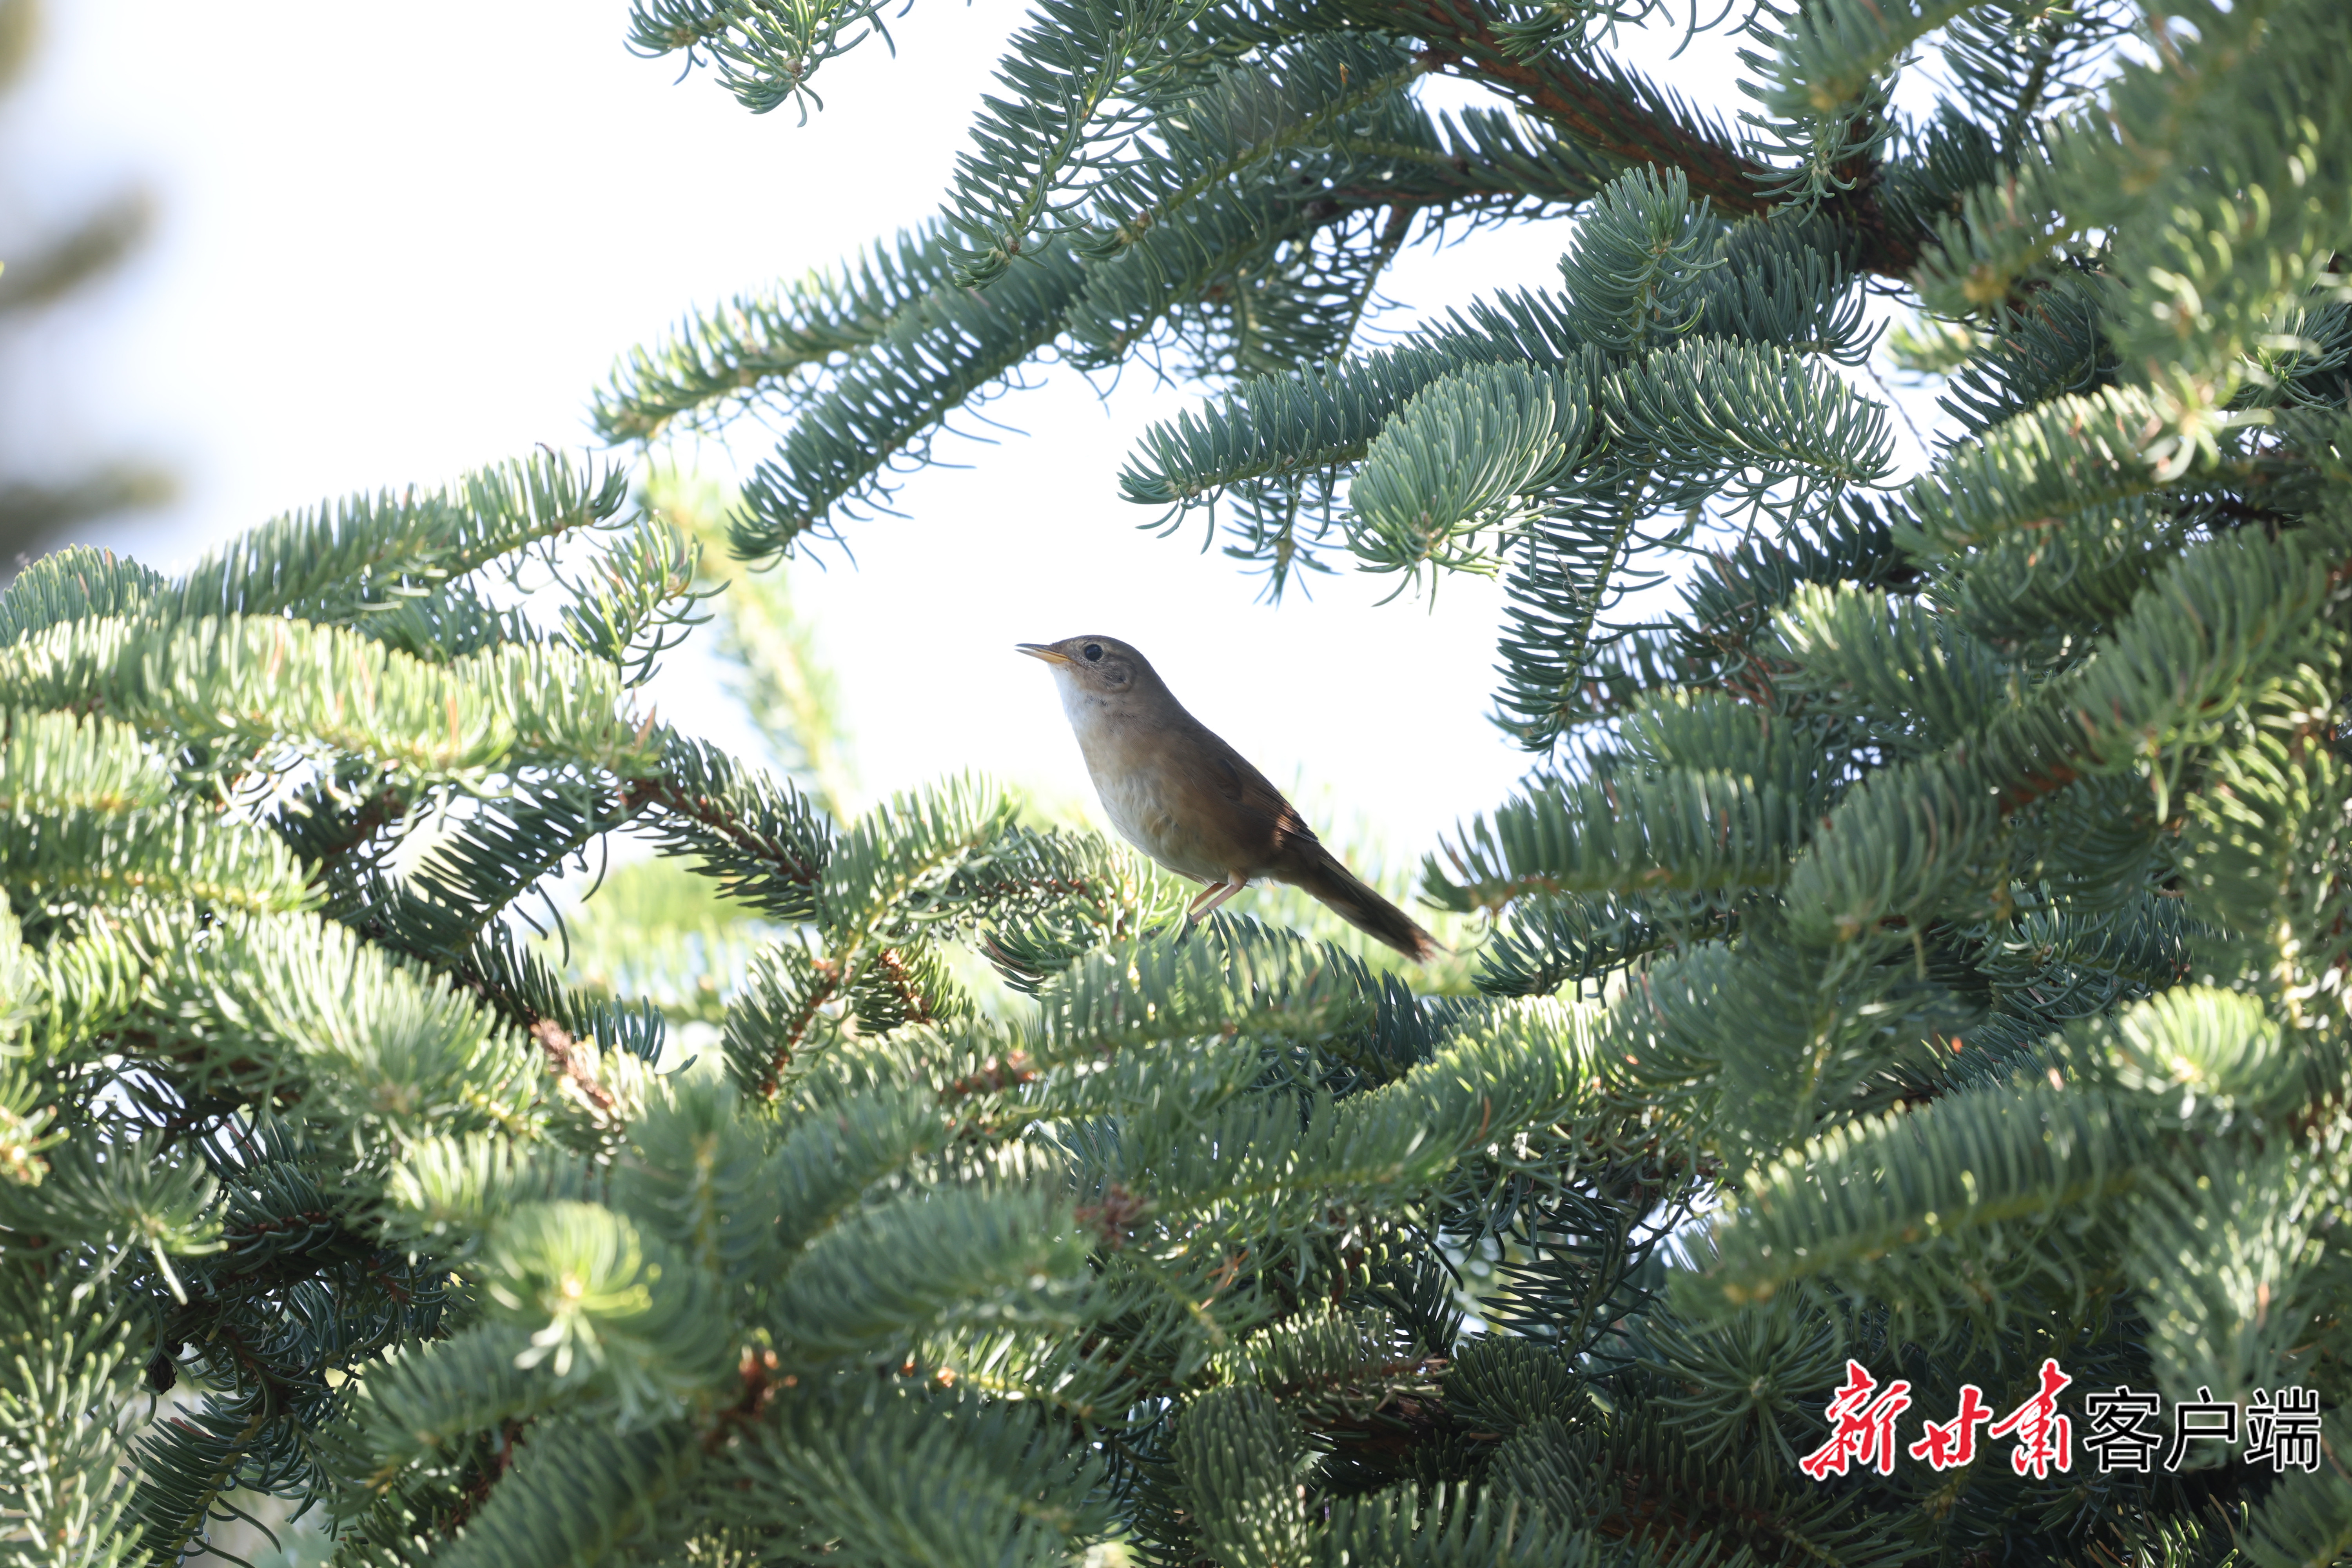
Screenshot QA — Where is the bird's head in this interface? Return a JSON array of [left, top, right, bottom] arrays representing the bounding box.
[[1015, 635, 1158, 699]]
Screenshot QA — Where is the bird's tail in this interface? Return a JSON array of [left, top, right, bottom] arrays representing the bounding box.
[[1279, 841, 1443, 962]]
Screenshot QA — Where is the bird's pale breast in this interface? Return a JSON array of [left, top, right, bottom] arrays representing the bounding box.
[[1060, 691, 1233, 882]]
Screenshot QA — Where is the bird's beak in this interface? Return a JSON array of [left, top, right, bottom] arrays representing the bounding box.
[[1016, 643, 1071, 665]]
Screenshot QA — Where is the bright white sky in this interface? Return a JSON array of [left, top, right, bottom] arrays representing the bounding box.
[[11, 3, 1930, 862]]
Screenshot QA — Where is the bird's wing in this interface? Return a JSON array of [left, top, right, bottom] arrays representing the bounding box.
[[1171, 720, 1439, 960], [1183, 724, 1322, 848]]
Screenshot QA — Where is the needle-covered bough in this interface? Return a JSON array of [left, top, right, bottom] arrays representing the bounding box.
[[597, 0, 2352, 1557], [0, 461, 1620, 1565], [7, 0, 2352, 1559]]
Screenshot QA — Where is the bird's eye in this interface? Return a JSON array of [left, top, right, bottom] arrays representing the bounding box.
[[1083, 643, 1103, 661]]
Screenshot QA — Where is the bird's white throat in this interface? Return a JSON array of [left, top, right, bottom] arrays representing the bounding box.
[[1051, 670, 1180, 866], [1051, 668, 1129, 740]]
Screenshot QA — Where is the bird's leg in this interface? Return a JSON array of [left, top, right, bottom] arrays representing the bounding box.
[[1181, 873, 1249, 936], [1198, 874, 1249, 919], [1183, 877, 1227, 918]]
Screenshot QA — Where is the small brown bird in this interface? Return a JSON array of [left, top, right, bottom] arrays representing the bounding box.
[[1018, 635, 1440, 961]]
